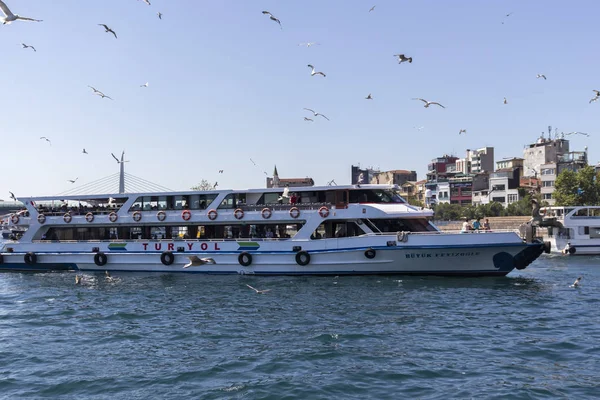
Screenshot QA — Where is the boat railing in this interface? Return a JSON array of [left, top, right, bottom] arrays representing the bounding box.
[[360, 229, 520, 237]]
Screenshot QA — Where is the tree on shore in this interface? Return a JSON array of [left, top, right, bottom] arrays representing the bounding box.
[[554, 166, 600, 206], [191, 179, 214, 191]]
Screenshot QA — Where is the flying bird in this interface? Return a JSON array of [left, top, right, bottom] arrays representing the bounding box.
[[157, 12, 162, 19], [82, 148, 88, 154], [369, 5, 376, 12], [365, 93, 373, 100], [218, 170, 223, 173], [98, 24, 117, 39], [413, 126, 424, 131], [394, 54, 412, 64], [140, 82, 149, 87], [88, 85, 112, 99], [111, 153, 122, 163], [412, 98, 445, 108], [307, 64, 326, 77], [298, 42, 319, 47], [304, 117, 314, 122], [503, 97, 508, 104], [40, 136, 51, 145], [68, 178, 78, 184], [590, 90, 600, 103], [9, 191, 16, 201], [246, 284, 271, 294], [141, 0, 151, 5], [213, 182, 218, 188], [250, 158, 257, 166], [459, 129, 467, 134], [502, 12, 513, 24], [570, 276, 582, 288], [564, 131, 590, 137], [536, 74, 547, 80], [183, 256, 217, 268], [0, 0, 43, 24], [303, 108, 330, 120], [262, 11, 282, 28], [21, 43, 36, 52]]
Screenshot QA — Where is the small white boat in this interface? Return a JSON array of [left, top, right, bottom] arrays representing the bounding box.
[[0, 184, 548, 275], [540, 206, 600, 255]]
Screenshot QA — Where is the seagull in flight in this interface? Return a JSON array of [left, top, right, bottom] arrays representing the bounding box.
[[412, 98, 445, 108], [564, 131, 590, 137], [218, 170, 223, 173], [570, 276, 582, 288], [140, 0, 151, 5], [298, 42, 319, 47], [9, 191, 16, 201], [112, 152, 125, 163], [590, 90, 599, 103], [157, 12, 162, 19], [459, 129, 467, 134], [304, 117, 314, 122], [89, 86, 112, 99], [98, 24, 117, 39], [503, 97, 508, 104], [140, 82, 149, 87], [365, 93, 373, 100], [502, 12, 513, 24], [250, 158, 257, 166], [40, 136, 51, 145], [304, 108, 330, 120], [82, 148, 88, 154], [369, 5, 376, 12], [68, 178, 78, 184], [183, 256, 217, 268], [213, 182, 218, 189], [413, 126, 424, 131], [21, 43, 36, 52], [246, 284, 271, 294], [394, 54, 412, 64], [0, 0, 43, 24], [262, 11, 282, 29], [307, 64, 326, 77], [536, 74, 547, 80]]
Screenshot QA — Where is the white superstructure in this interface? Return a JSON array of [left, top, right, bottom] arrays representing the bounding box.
[[0, 184, 547, 276]]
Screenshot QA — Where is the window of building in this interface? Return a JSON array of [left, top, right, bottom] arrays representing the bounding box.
[[541, 168, 555, 175], [492, 196, 506, 203], [543, 193, 553, 200], [492, 184, 506, 191], [507, 194, 519, 203], [542, 181, 555, 187]]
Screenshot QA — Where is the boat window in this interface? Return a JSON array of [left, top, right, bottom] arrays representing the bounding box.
[[157, 196, 167, 210], [366, 218, 437, 233], [310, 220, 366, 239], [590, 227, 600, 238], [218, 193, 246, 209], [131, 197, 143, 211], [349, 189, 406, 204]]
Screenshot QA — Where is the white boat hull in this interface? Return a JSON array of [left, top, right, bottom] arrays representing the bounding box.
[[1, 232, 546, 276]]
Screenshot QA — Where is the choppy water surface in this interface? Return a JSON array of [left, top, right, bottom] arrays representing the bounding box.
[[1, 256, 599, 399]]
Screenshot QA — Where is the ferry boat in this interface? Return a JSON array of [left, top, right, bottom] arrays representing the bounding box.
[[0, 184, 548, 276], [540, 206, 600, 255]]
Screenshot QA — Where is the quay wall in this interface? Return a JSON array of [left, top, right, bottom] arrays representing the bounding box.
[[434, 216, 532, 232]]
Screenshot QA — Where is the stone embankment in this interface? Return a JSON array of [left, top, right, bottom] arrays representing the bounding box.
[[434, 216, 532, 232]]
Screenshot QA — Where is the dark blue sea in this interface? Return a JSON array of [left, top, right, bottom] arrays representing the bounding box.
[[1, 256, 599, 399]]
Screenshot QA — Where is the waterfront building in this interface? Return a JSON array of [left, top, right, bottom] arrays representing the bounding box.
[[455, 147, 494, 174], [266, 166, 314, 188]]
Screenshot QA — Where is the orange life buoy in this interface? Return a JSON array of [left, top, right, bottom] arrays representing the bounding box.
[[132, 211, 142, 222], [10, 214, 19, 224], [182, 210, 191, 221], [289, 207, 300, 219], [318, 206, 329, 218], [63, 213, 72, 223], [157, 211, 166, 221], [234, 208, 244, 220], [85, 212, 94, 223], [37, 214, 46, 224], [208, 209, 218, 220], [261, 207, 272, 219], [109, 212, 118, 222]]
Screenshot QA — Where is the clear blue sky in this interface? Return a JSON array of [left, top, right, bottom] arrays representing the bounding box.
[[1, 0, 598, 198]]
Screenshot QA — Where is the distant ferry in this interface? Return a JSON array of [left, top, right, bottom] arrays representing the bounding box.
[[540, 206, 600, 255], [0, 184, 548, 276]]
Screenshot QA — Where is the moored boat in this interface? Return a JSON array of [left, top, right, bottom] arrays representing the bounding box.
[[539, 206, 600, 255], [0, 184, 548, 275]]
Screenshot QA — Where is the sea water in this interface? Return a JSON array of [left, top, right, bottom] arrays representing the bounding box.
[[0, 256, 598, 399]]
